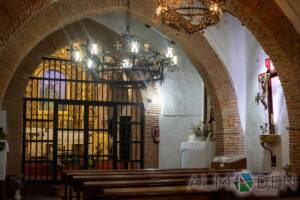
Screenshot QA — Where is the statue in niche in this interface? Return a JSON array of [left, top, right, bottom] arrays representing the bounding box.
[[39, 81, 58, 110], [39, 70, 66, 110], [44, 82, 58, 99], [255, 58, 278, 135]]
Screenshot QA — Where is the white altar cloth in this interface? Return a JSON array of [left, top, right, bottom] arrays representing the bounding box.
[[0, 140, 9, 180], [180, 141, 215, 168]]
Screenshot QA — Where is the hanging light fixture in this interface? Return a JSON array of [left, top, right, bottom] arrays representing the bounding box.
[[69, 0, 179, 87], [156, 0, 225, 34]]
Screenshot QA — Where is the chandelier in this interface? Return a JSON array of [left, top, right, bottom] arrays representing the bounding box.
[[156, 0, 225, 34], [70, 1, 179, 88]]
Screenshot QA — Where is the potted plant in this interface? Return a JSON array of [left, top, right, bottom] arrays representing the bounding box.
[[183, 121, 216, 168], [283, 164, 291, 177], [0, 127, 7, 152], [191, 122, 214, 142]]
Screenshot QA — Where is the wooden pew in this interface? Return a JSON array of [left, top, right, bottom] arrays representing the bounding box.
[[98, 185, 300, 200], [70, 170, 234, 200], [62, 168, 208, 188], [97, 185, 234, 200], [82, 172, 300, 200], [63, 169, 233, 200], [62, 168, 210, 183], [62, 168, 207, 200], [63, 169, 199, 187], [83, 179, 191, 200]]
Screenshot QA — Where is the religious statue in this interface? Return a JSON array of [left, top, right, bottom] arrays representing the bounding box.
[[255, 58, 278, 134], [255, 74, 269, 110], [44, 82, 59, 99]]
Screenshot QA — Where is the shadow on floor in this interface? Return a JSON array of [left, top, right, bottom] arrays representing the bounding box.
[[6, 184, 62, 200]]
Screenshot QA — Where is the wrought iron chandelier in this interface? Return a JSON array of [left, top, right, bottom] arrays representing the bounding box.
[[156, 0, 225, 34], [70, 1, 179, 87]]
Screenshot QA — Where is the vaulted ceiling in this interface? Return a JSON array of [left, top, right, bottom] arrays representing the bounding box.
[[275, 0, 300, 34], [0, 0, 299, 42]]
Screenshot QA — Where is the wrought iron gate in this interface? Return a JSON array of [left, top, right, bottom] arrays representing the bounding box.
[[22, 56, 144, 183]]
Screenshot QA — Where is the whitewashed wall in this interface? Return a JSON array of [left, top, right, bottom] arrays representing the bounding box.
[[204, 14, 289, 172], [92, 13, 204, 168], [0, 109, 6, 132], [244, 31, 289, 172], [204, 13, 246, 132]]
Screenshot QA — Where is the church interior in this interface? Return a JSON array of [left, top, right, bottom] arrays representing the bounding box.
[[0, 0, 299, 199]]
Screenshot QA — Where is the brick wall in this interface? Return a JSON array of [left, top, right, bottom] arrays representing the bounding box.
[[226, 0, 300, 173], [2, 19, 161, 174], [0, 0, 298, 173], [5, 0, 298, 173], [142, 83, 161, 168]]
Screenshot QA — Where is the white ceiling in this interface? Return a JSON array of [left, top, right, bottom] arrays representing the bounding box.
[[275, 0, 300, 34]]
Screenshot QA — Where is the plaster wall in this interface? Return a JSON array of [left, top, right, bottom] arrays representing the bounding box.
[[204, 14, 289, 172], [92, 13, 204, 168], [244, 31, 289, 172], [0, 109, 6, 132], [204, 13, 246, 133]]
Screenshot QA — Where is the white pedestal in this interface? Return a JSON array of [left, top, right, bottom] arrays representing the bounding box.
[[0, 140, 9, 180], [180, 141, 215, 168]]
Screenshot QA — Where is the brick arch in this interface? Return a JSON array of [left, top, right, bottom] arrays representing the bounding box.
[[0, 0, 244, 171], [2, 19, 160, 174], [226, 0, 300, 173]]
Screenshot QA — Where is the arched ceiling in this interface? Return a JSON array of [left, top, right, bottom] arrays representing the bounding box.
[[0, 0, 299, 47], [0, 0, 245, 156], [0, 0, 299, 168], [91, 12, 204, 116], [275, 0, 300, 34]]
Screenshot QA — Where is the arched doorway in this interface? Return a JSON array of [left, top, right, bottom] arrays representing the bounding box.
[[22, 46, 145, 182]]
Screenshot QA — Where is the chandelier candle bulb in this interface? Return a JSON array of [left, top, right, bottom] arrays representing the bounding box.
[[90, 43, 99, 55], [213, 4, 219, 12], [66, 0, 180, 86], [131, 41, 139, 54], [87, 59, 93, 68], [172, 56, 178, 65], [166, 47, 174, 58], [156, 0, 225, 34], [122, 59, 132, 69], [73, 51, 82, 62], [143, 42, 150, 52], [156, 6, 162, 15]]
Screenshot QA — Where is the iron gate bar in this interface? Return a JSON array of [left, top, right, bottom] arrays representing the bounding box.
[[46, 58, 49, 181], [112, 105, 118, 169], [53, 102, 58, 181], [25, 119, 54, 122], [41, 59, 45, 181], [23, 98, 143, 106], [71, 106, 74, 171], [84, 103, 89, 169], [35, 78, 38, 180], [29, 81, 32, 181], [30, 76, 147, 87], [141, 105, 145, 168], [22, 99, 27, 177], [23, 56, 145, 183]]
